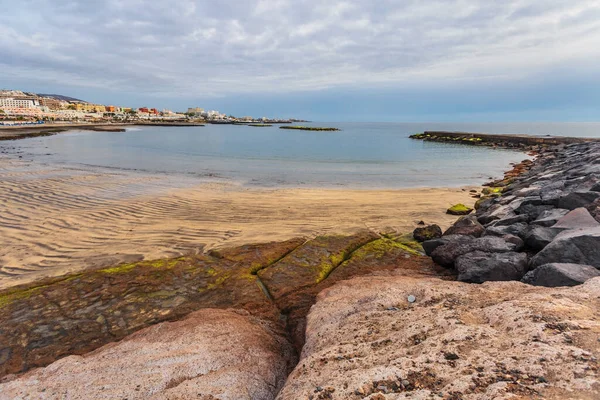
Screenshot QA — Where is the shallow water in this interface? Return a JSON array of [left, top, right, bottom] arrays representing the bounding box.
[[9, 121, 599, 189]]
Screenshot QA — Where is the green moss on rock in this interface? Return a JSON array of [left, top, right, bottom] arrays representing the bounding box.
[[447, 204, 474, 215]]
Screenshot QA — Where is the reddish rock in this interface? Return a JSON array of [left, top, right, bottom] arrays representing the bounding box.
[[0, 309, 295, 400]]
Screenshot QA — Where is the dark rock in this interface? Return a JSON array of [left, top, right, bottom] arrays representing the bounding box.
[[591, 183, 600, 192], [532, 208, 570, 227], [502, 234, 524, 251], [524, 226, 561, 251], [413, 224, 442, 242], [522, 263, 600, 287], [443, 215, 484, 238], [455, 251, 528, 283], [530, 227, 600, 269], [422, 235, 471, 257], [431, 236, 517, 268], [552, 207, 600, 229], [483, 223, 529, 239], [540, 190, 564, 206], [489, 214, 531, 227], [514, 204, 555, 220], [558, 191, 600, 210], [514, 186, 541, 198]]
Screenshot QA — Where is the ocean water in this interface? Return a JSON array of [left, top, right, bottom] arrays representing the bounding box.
[[9, 122, 600, 189]]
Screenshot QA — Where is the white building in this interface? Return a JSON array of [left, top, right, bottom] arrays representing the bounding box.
[[0, 97, 39, 109]]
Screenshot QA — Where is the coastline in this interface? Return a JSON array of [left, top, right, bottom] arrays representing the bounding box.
[[0, 154, 479, 289]]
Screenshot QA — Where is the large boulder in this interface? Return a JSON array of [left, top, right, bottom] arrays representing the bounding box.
[[530, 226, 600, 269], [532, 208, 570, 227], [443, 215, 484, 237], [431, 236, 517, 268], [412, 224, 442, 242], [455, 251, 528, 283], [558, 191, 600, 210], [522, 263, 600, 287], [524, 226, 561, 251], [552, 207, 600, 229], [421, 234, 471, 257], [277, 275, 600, 399], [0, 309, 295, 400]]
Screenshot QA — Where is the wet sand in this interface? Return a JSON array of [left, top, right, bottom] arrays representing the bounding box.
[[0, 156, 478, 289]]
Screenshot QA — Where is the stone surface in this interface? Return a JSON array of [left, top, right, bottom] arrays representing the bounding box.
[[446, 203, 473, 215], [0, 309, 295, 400], [443, 215, 485, 237], [552, 207, 600, 229], [558, 191, 600, 210], [455, 250, 528, 283], [522, 263, 600, 287], [524, 226, 561, 251], [412, 224, 442, 242], [530, 226, 600, 269], [278, 276, 600, 399], [431, 236, 517, 268], [483, 222, 528, 239], [532, 208, 570, 227]]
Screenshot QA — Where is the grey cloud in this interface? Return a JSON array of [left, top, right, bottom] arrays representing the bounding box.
[[0, 0, 599, 98]]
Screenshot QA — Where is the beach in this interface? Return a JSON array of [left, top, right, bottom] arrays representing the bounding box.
[[0, 154, 477, 289]]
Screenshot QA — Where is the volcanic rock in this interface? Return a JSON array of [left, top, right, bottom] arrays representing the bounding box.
[[455, 250, 528, 283], [522, 263, 600, 287], [412, 224, 442, 242]]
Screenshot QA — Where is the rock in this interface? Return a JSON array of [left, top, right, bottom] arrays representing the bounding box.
[[522, 263, 600, 287], [483, 222, 528, 239], [558, 191, 600, 210], [532, 208, 570, 227], [412, 224, 442, 242], [488, 213, 530, 226], [530, 226, 600, 269], [421, 234, 471, 257], [524, 226, 561, 251], [431, 236, 517, 268], [277, 275, 600, 399], [0, 309, 295, 400], [502, 234, 525, 251], [591, 182, 600, 192], [442, 215, 485, 237], [514, 204, 555, 220], [552, 207, 600, 229], [455, 251, 528, 283], [446, 203, 473, 215]]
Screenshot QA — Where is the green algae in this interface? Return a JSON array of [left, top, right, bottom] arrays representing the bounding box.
[[482, 187, 504, 195], [447, 203, 474, 215], [99, 258, 181, 275]]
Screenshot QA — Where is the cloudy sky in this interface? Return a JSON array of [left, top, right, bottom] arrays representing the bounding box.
[[1, 0, 599, 121]]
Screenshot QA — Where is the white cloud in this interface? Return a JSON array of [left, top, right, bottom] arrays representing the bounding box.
[[0, 0, 599, 97]]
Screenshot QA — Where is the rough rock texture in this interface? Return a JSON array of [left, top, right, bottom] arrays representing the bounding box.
[[522, 263, 600, 287], [552, 207, 600, 229], [412, 224, 443, 242], [455, 251, 528, 283], [443, 215, 485, 237], [530, 227, 600, 269], [278, 275, 600, 399], [431, 236, 516, 268], [0, 309, 295, 400], [446, 204, 474, 216], [0, 231, 437, 379], [524, 226, 561, 251], [532, 208, 570, 227]]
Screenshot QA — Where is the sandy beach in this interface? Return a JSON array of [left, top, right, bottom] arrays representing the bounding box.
[[0, 154, 478, 289]]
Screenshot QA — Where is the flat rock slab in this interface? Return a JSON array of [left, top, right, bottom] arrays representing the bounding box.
[[532, 208, 570, 227], [277, 276, 600, 399], [0, 309, 295, 400], [522, 263, 600, 287]]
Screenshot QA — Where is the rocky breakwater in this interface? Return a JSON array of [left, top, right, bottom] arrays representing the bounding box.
[[422, 141, 600, 287]]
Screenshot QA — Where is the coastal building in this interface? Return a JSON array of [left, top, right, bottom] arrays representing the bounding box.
[[0, 97, 39, 109], [187, 107, 204, 115], [105, 105, 116, 112], [39, 98, 63, 110]]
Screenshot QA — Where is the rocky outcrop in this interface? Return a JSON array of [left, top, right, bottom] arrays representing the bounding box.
[[412, 224, 442, 242], [425, 142, 600, 287], [0, 309, 295, 400], [277, 275, 600, 399], [0, 231, 441, 379]]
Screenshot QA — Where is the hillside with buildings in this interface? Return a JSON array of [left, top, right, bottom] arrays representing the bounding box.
[[0, 89, 297, 125]]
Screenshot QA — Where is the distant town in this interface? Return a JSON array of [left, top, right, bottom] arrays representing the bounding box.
[[0, 89, 304, 126]]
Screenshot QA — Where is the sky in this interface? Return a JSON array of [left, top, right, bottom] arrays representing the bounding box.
[[1, 0, 599, 121]]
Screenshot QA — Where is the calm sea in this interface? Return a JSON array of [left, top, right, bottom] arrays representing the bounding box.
[[9, 122, 600, 189]]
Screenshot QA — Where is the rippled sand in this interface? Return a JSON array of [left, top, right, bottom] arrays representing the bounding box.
[[0, 156, 477, 289]]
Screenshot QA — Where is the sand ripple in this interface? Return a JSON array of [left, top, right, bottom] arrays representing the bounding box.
[[0, 156, 476, 289]]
